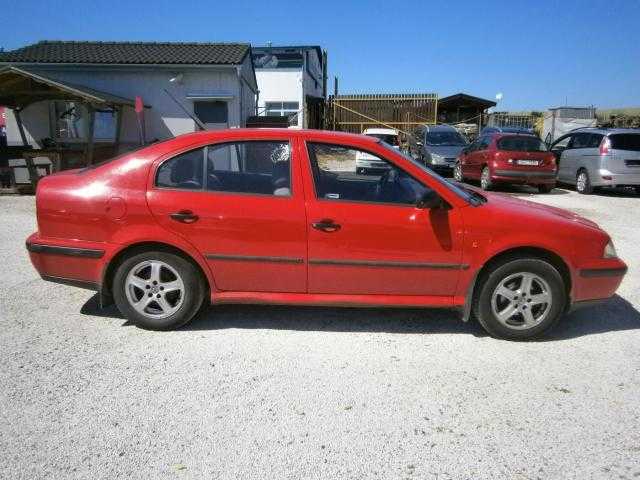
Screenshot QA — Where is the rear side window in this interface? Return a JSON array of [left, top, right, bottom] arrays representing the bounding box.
[[156, 148, 204, 190], [587, 133, 604, 148], [156, 141, 291, 196], [609, 134, 640, 151], [497, 136, 547, 152]]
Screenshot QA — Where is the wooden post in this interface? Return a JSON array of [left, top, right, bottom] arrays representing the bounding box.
[[14, 108, 38, 188], [85, 104, 95, 165], [114, 106, 123, 155]]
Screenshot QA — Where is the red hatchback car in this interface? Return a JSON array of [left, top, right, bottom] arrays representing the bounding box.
[[26, 129, 626, 339], [454, 133, 557, 192]]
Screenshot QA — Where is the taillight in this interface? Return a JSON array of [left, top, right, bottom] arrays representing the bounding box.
[[600, 136, 611, 155]]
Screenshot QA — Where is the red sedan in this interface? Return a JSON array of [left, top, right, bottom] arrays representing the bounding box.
[[26, 129, 626, 339], [454, 133, 557, 192]]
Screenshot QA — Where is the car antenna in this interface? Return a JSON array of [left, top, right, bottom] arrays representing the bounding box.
[[163, 88, 207, 131]]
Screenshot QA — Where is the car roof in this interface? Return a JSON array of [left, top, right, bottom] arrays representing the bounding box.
[[571, 127, 640, 135], [362, 128, 398, 135]]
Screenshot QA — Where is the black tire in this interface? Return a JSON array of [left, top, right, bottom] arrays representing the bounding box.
[[112, 250, 206, 330], [473, 257, 566, 340], [576, 169, 593, 194], [480, 166, 493, 191], [453, 162, 464, 182], [538, 184, 553, 193]]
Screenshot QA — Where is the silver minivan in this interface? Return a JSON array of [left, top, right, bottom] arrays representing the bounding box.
[[550, 128, 640, 194]]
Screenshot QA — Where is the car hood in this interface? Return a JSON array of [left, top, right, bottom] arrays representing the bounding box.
[[426, 145, 465, 158], [481, 191, 601, 230]]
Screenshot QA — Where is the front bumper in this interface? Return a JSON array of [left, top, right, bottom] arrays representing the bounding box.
[[572, 259, 627, 303]]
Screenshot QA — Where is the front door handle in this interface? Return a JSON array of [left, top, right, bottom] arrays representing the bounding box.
[[312, 219, 341, 233], [170, 210, 199, 224]]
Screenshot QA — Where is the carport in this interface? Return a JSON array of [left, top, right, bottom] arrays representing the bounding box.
[[0, 66, 142, 187]]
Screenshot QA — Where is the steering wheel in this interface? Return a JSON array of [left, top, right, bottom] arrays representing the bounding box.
[[375, 169, 399, 201]]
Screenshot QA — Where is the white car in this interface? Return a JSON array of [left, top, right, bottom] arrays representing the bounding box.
[[356, 128, 400, 174]]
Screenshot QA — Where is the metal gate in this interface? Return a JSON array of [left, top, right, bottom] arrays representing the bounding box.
[[327, 93, 438, 134]]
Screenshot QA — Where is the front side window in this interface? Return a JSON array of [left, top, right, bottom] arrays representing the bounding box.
[[551, 135, 571, 150], [571, 133, 592, 149], [498, 136, 547, 152], [307, 142, 430, 205]]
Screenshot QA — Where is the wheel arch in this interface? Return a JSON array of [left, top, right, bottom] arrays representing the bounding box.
[[99, 241, 212, 307], [462, 246, 572, 322]]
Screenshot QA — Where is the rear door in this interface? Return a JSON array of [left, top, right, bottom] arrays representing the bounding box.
[[147, 136, 307, 293]]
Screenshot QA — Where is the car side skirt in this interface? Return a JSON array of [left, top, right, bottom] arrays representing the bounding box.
[[212, 291, 457, 308]]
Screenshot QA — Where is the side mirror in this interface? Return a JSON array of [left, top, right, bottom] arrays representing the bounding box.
[[416, 141, 423, 147], [416, 190, 444, 209]]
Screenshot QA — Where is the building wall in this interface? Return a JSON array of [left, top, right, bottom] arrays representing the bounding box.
[[3, 64, 256, 148], [256, 47, 324, 128]]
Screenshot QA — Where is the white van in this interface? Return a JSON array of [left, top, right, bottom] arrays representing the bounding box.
[[355, 128, 400, 174]]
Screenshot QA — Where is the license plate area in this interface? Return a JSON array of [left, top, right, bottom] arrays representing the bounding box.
[[517, 159, 539, 166]]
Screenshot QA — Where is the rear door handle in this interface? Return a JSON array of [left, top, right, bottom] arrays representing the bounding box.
[[312, 219, 341, 233], [170, 210, 199, 224]]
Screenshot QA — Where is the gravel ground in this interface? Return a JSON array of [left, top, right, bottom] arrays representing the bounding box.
[[1, 188, 639, 480]]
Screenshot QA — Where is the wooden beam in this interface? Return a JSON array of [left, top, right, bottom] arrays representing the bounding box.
[[84, 104, 96, 165]]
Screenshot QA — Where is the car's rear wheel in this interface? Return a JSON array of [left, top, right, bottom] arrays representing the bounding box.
[[453, 163, 464, 182], [576, 169, 593, 194], [538, 184, 553, 193], [113, 251, 205, 330], [480, 166, 493, 190], [473, 257, 566, 340]]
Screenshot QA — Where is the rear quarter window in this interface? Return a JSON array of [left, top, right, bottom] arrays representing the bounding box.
[[609, 134, 640, 151]]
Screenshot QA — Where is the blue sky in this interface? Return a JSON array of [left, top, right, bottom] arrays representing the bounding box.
[[2, 0, 639, 110]]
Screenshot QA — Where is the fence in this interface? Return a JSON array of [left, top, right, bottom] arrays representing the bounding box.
[[486, 113, 538, 131], [326, 93, 438, 134]]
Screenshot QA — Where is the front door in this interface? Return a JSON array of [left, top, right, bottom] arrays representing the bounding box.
[[302, 141, 464, 297], [147, 138, 307, 293]]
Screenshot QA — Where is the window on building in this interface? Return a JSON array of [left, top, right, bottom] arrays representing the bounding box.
[[265, 101, 299, 125], [194, 101, 228, 124], [51, 101, 118, 141]]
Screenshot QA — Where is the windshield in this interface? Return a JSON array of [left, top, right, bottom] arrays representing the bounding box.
[[366, 133, 399, 146], [379, 142, 482, 205], [498, 136, 547, 152], [425, 131, 467, 147]]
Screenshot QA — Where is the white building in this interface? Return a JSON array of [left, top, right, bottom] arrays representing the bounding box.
[[253, 45, 326, 129], [0, 41, 257, 164]]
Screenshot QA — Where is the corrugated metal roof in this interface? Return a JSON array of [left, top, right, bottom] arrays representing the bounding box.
[[0, 41, 251, 65]]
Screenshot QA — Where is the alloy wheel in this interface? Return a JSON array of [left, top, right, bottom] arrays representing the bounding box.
[[576, 171, 587, 192], [491, 272, 552, 330], [481, 167, 491, 190], [125, 260, 185, 319], [453, 163, 463, 182]]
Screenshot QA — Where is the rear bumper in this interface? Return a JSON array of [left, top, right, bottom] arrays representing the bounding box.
[[26, 232, 110, 290], [492, 169, 557, 184], [592, 171, 640, 187]]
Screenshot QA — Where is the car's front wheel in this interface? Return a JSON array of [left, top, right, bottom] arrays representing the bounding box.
[[473, 257, 566, 340], [453, 163, 464, 182], [113, 250, 206, 330]]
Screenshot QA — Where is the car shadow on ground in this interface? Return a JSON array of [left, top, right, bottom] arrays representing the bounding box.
[[81, 294, 640, 341]]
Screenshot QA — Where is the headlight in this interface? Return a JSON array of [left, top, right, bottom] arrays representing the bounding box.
[[604, 240, 617, 259]]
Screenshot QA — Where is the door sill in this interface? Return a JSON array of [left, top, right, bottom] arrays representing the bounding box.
[[212, 291, 456, 308]]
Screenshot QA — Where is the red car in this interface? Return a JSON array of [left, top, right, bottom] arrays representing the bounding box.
[[454, 133, 557, 192], [26, 129, 626, 339]]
